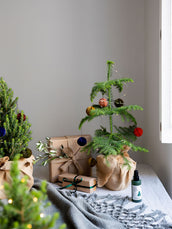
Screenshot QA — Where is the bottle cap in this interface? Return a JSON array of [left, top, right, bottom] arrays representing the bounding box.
[[133, 170, 140, 181]]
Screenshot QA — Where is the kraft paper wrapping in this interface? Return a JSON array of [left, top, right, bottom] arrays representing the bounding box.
[[0, 155, 34, 199], [49, 135, 91, 183], [58, 173, 97, 193], [96, 146, 136, 191]]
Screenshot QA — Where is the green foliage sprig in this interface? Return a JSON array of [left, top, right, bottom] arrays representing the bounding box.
[[35, 137, 58, 166], [79, 105, 143, 129], [82, 126, 148, 156], [90, 78, 134, 102], [35, 137, 69, 166]]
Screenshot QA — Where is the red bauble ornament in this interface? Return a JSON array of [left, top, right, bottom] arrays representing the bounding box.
[[17, 113, 26, 122], [99, 98, 108, 107], [134, 127, 143, 137]]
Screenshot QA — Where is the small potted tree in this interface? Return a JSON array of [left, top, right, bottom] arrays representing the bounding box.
[[79, 61, 148, 190], [0, 159, 62, 229], [0, 77, 33, 198]]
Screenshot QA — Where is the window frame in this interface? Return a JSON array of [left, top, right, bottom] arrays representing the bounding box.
[[160, 0, 172, 143]]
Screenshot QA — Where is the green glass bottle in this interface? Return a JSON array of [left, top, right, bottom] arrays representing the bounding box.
[[132, 170, 142, 202]]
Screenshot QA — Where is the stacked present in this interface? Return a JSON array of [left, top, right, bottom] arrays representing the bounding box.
[[58, 173, 97, 193], [48, 135, 96, 192]]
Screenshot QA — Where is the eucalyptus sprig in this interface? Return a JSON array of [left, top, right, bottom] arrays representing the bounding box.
[[35, 137, 69, 166], [35, 137, 57, 166]]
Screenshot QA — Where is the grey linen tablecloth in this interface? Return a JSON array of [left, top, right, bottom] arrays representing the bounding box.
[[33, 178, 172, 229], [33, 178, 124, 229]]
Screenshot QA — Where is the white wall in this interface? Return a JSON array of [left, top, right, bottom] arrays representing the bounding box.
[[0, 0, 145, 179], [144, 0, 172, 197]]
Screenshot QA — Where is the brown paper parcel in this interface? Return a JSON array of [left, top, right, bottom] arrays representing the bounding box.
[[0, 155, 34, 199], [49, 135, 91, 183], [58, 173, 97, 193], [96, 149, 136, 191]]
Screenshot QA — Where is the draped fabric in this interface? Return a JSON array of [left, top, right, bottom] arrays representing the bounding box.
[[33, 178, 172, 229]]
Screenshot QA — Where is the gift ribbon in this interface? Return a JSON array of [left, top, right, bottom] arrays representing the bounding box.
[[59, 175, 83, 192], [59, 149, 82, 174], [59, 137, 84, 174], [59, 175, 97, 192]]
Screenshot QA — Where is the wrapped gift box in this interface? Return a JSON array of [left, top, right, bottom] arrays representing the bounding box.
[[49, 135, 92, 183], [58, 173, 97, 193]]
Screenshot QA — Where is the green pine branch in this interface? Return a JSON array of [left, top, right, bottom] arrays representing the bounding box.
[[78, 115, 94, 129], [90, 105, 143, 116], [94, 126, 110, 137], [107, 62, 114, 134], [82, 132, 148, 157], [114, 125, 137, 142], [79, 105, 142, 129], [110, 133, 148, 152], [81, 136, 121, 156], [0, 78, 18, 118], [90, 78, 134, 102]]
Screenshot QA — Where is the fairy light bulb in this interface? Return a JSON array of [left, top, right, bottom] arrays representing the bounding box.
[[21, 178, 25, 183], [0, 185, 4, 190], [27, 224, 32, 229], [33, 197, 38, 202], [40, 213, 44, 218], [8, 198, 13, 204]]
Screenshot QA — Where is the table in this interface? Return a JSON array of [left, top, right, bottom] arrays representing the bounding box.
[[93, 163, 172, 222], [35, 163, 172, 228]]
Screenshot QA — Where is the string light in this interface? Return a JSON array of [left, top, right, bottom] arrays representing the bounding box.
[[8, 198, 13, 204], [27, 224, 32, 229], [21, 178, 25, 183], [0, 185, 4, 190], [40, 213, 44, 218], [33, 197, 38, 202]]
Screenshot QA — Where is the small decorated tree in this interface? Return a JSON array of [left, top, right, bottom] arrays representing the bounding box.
[[0, 159, 65, 229], [0, 77, 32, 160], [79, 61, 148, 190], [79, 60, 148, 158]]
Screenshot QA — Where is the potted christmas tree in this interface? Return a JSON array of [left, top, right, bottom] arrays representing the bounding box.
[[79, 61, 148, 190], [0, 77, 33, 198], [0, 159, 65, 229]]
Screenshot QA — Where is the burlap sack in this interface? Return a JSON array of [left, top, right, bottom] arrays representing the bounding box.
[[0, 155, 34, 199], [96, 146, 136, 191]]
